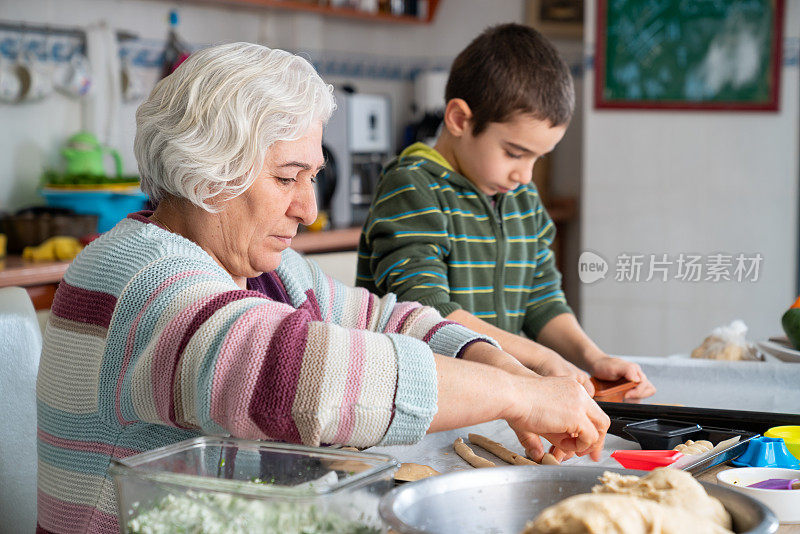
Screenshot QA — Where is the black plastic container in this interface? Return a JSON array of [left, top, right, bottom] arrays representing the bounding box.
[[621, 418, 702, 449]]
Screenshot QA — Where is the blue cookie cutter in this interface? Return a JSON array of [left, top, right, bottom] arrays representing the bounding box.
[[732, 436, 800, 469]]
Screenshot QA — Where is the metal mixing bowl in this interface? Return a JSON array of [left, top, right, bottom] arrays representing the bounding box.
[[379, 466, 778, 533]]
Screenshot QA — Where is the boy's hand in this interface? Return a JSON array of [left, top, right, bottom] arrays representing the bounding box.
[[589, 356, 656, 399]]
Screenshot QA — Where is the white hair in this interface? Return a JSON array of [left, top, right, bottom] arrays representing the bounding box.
[[134, 42, 335, 210]]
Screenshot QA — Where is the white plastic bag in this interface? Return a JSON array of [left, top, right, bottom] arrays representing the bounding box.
[[690, 320, 761, 361]]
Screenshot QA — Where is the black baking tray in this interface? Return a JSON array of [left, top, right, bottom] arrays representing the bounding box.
[[599, 402, 800, 435]]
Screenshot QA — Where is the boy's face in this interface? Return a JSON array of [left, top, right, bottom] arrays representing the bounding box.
[[454, 113, 567, 197]]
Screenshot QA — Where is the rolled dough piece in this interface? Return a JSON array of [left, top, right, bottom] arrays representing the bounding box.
[[394, 463, 440, 482], [541, 453, 560, 465], [468, 433, 538, 465], [454, 437, 496, 468], [673, 439, 714, 455], [522, 493, 732, 534]]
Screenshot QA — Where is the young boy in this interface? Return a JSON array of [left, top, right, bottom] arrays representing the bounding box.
[[357, 24, 654, 409]]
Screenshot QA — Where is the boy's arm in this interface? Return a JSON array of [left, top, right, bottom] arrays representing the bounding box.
[[536, 314, 656, 399], [447, 308, 594, 394]]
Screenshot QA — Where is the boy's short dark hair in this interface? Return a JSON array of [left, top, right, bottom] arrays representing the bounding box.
[[446, 23, 574, 135]]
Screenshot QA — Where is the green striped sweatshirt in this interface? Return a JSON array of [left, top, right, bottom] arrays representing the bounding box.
[[357, 143, 572, 339]]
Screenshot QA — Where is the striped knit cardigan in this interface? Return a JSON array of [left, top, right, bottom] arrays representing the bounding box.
[[36, 212, 494, 533]]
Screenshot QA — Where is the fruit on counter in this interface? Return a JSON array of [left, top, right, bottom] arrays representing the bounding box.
[[305, 211, 329, 232], [22, 236, 83, 262], [782, 296, 800, 350]]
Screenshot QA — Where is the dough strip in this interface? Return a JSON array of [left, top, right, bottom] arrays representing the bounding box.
[[454, 438, 496, 468], [541, 453, 560, 465], [468, 433, 538, 465]]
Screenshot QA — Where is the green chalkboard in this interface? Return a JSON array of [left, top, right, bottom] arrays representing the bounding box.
[[595, 0, 784, 110]]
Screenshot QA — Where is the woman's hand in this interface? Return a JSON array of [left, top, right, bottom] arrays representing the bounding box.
[[527, 345, 594, 396], [590, 355, 656, 400], [461, 342, 604, 461], [504, 374, 610, 461]]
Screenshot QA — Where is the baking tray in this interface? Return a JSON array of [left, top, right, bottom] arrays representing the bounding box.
[[599, 402, 800, 434], [379, 466, 778, 534]]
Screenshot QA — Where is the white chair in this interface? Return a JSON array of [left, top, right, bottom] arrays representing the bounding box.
[[0, 287, 43, 533]]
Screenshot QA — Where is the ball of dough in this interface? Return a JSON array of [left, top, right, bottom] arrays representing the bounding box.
[[592, 468, 731, 529], [522, 493, 732, 534]]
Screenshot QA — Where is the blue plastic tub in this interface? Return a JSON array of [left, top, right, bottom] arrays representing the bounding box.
[[40, 188, 149, 233]]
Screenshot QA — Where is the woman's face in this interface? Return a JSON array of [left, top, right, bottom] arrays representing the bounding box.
[[210, 122, 323, 278]]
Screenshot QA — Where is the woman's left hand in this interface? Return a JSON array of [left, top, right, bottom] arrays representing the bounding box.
[[589, 356, 656, 399]]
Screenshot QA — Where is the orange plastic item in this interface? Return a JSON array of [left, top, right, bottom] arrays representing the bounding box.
[[590, 377, 638, 402], [611, 450, 683, 470], [791, 295, 800, 309]]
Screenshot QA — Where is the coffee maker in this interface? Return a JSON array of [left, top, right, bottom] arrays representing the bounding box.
[[321, 90, 392, 228]]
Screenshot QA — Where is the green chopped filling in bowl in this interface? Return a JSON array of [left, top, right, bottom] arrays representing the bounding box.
[[127, 492, 380, 534]]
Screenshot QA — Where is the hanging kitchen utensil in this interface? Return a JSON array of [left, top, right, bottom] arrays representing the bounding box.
[[160, 10, 190, 80]]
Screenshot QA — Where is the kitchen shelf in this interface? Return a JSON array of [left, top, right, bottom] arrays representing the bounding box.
[[180, 0, 440, 24]]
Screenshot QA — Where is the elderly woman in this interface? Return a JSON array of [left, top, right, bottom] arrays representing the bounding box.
[[36, 43, 608, 533]]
